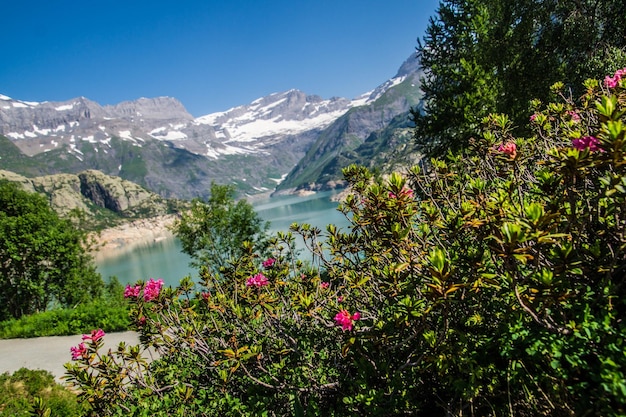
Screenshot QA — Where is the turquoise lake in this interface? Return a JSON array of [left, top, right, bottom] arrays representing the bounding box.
[[95, 191, 351, 287]]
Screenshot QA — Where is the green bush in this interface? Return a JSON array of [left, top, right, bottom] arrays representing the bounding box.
[[0, 368, 85, 416], [0, 302, 129, 339], [65, 70, 626, 415], [0, 278, 130, 339]]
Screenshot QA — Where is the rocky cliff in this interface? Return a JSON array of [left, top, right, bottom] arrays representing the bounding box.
[[0, 169, 181, 229]]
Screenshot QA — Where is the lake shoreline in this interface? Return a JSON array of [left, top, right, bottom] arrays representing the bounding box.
[[88, 190, 338, 262], [89, 214, 178, 262], [94, 191, 348, 285]]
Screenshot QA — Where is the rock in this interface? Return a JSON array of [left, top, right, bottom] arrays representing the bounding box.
[[0, 169, 36, 193], [79, 169, 154, 213], [0, 169, 180, 229]]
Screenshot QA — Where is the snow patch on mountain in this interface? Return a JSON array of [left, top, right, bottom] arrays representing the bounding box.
[[55, 103, 75, 111], [220, 109, 350, 144], [149, 126, 188, 140], [194, 89, 368, 145]]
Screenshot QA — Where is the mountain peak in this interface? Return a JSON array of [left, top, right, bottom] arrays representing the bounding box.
[[1, 52, 424, 199], [394, 52, 421, 78], [105, 97, 193, 121]]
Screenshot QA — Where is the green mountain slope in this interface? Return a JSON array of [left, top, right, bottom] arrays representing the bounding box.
[[276, 73, 423, 193]]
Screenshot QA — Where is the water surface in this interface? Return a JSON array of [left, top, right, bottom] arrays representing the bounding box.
[[96, 191, 350, 287]]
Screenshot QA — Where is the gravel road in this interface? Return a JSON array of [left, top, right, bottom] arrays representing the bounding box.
[[0, 331, 141, 382]]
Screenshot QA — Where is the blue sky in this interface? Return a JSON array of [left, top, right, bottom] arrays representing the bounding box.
[[2, 1, 439, 117]]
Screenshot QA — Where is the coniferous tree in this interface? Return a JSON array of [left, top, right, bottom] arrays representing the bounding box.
[[414, 0, 626, 156]]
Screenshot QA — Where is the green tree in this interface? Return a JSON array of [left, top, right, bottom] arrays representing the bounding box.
[[173, 182, 270, 273], [414, 0, 626, 156], [413, 0, 501, 155], [0, 181, 103, 320]]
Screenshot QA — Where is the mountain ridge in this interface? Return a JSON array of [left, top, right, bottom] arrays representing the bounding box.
[[0, 53, 423, 199]]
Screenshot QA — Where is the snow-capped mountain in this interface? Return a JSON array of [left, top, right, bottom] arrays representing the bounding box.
[[0, 88, 377, 160], [0, 54, 422, 198], [0, 95, 195, 157]]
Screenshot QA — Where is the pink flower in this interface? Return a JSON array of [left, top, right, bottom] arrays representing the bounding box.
[[334, 309, 361, 331], [82, 329, 105, 343], [497, 142, 517, 159], [246, 273, 269, 287], [262, 258, 276, 268], [137, 316, 146, 326], [530, 113, 538, 122], [566, 110, 580, 122], [70, 342, 87, 360], [337, 296, 344, 303], [143, 278, 164, 302], [605, 76, 618, 88], [320, 282, 330, 289], [572, 136, 601, 152], [201, 291, 210, 300], [604, 68, 626, 88], [124, 284, 141, 298]]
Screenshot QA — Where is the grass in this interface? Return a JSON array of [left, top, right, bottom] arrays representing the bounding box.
[[0, 368, 86, 416], [0, 301, 130, 339], [0, 278, 130, 339]]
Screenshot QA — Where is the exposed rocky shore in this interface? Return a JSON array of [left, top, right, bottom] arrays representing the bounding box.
[[89, 214, 178, 261]]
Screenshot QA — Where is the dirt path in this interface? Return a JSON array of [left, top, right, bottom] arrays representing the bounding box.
[[0, 331, 142, 383]]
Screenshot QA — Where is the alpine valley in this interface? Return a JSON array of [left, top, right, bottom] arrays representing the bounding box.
[[0, 55, 423, 200]]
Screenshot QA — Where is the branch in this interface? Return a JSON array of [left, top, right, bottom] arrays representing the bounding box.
[[514, 285, 571, 335]]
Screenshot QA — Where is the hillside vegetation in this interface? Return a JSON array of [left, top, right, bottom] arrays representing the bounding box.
[[65, 71, 626, 415]]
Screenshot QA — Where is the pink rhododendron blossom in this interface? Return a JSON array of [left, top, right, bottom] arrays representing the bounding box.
[[334, 309, 361, 331], [497, 142, 517, 159], [70, 342, 87, 360], [530, 113, 538, 122], [124, 284, 141, 298], [143, 278, 164, 302], [572, 136, 601, 152], [320, 282, 330, 289], [604, 68, 626, 88], [262, 258, 276, 268], [337, 296, 344, 303], [201, 292, 210, 300], [82, 328, 105, 343], [137, 316, 146, 326], [567, 110, 581, 122], [605, 76, 618, 88], [246, 273, 269, 287]]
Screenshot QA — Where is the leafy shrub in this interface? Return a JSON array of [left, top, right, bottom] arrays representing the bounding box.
[[65, 70, 626, 416], [0, 368, 84, 416], [0, 278, 129, 339]]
